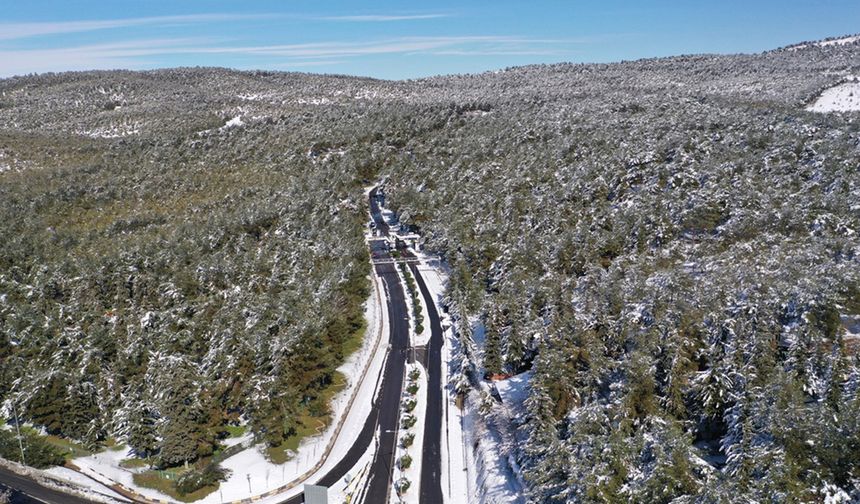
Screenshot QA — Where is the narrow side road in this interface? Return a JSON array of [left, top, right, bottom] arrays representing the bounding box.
[[402, 249, 444, 504]]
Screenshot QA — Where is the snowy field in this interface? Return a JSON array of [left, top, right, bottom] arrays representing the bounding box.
[[807, 78, 860, 112]]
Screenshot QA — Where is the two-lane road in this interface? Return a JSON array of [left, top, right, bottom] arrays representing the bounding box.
[[283, 187, 411, 503], [399, 246, 444, 504]]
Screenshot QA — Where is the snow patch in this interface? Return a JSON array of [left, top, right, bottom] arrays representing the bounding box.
[[77, 122, 141, 139], [222, 116, 244, 129], [807, 78, 860, 113], [494, 371, 532, 416], [789, 35, 860, 51]]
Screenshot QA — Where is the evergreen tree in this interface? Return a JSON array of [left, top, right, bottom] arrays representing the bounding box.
[[483, 307, 505, 376], [127, 403, 158, 459]]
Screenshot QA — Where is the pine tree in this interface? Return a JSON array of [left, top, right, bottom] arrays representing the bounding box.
[[127, 403, 158, 459], [483, 307, 505, 376], [504, 322, 527, 373], [158, 399, 203, 468]]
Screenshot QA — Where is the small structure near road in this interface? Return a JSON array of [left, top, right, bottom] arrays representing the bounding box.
[[396, 232, 421, 251], [304, 484, 329, 504]]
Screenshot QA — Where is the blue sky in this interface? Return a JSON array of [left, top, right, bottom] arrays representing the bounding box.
[[1, 1, 858, 79]]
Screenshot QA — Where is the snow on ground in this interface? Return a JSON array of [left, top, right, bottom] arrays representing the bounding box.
[[44, 467, 130, 503], [66, 269, 390, 503], [495, 372, 532, 417], [818, 35, 860, 47], [331, 428, 378, 504], [448, 312, 525, 504], [210, 271, 389, 503], [807, 77, 860, 112], [0, 457, 128, 504], [790, 35, 860, 51], [72, 446, 159, 501], [391, 363, 427, 504], [221, 116, 244, 129], [222, 432, 253, 448], [77, 122, 141, 138], [462, 389, 527, 504]]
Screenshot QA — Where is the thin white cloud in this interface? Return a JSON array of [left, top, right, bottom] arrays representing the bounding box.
[[0, 12, 450, 42], [0, 39, 201, 75], [171, 36, 575, 58], [0, 35, 586, 77], [429, 50, 564, 56], [318, 14, 449, 22], [0, 14, 276, 41], [276, 60, 346, 68]]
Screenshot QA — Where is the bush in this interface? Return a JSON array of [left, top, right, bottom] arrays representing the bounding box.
[[403, 398, 417, 412], [409, 369, 421, 381], [174, 462, 230, 495], [0, 428, 65, 469], [406, 383, 420, 395], [401, 433, 415, 448], [395, 477, 411, 495], [401, 415, 417, 429], [398, 454, 412, 470]]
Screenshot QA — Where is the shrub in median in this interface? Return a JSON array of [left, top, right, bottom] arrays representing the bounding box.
[[395, 477, 411, 495], [398, 454, 413, 470], [401, 415, 417, 429]]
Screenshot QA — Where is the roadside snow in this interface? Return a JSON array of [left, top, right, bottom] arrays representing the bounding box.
[[331, 429, 378, 504], [462, 389, 527, 504], [73, 446, 165, 501], [807, 78, 860, 112], [44, 467, 130, 503]]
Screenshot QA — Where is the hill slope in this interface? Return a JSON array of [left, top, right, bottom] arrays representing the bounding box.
[[1, 35, 859, 501]]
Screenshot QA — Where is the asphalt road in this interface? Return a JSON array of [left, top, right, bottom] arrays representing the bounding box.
[[403, 251, 444, 504], [283, 187, 410, 504], [0, 466, 94, 504]]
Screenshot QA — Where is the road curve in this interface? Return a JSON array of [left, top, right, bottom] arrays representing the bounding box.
[[282, 187, 410, 503], [0, 465, 95, 504]]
